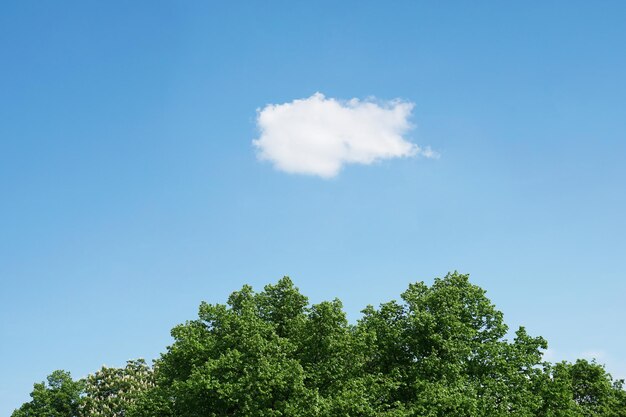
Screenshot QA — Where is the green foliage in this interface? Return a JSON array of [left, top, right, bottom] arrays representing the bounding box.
[[131, 280, 315, 417], [14, 272, 626, 417], [12, 370, 83, 417]]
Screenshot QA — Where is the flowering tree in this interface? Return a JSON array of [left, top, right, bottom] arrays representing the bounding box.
[[79, 359, 153, 417]]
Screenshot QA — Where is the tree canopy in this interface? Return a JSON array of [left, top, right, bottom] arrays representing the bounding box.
[[13, 272, 626, 417]]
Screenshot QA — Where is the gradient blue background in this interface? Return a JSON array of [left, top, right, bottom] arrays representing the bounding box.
[[2, 1, 625, 414]]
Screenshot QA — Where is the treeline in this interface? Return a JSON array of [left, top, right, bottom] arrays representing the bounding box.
[[13, 272, 626, 416]]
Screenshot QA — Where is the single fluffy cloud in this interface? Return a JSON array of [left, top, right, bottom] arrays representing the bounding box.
[[253, 93, 437, 178]]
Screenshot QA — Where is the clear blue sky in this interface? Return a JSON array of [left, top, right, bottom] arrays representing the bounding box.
[[2, 1, 625, 414]]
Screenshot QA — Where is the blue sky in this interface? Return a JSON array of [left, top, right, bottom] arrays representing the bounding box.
[[2, 1, 626, 413]]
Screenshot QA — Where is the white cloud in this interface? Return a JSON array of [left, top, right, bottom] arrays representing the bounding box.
[[253, 93, 437, 178]]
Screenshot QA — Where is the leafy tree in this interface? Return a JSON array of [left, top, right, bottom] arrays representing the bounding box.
[[535, 361, 582, 417], [568, 359, 623, 417], [357, 272, 549, 416], [132, 279, 316, 417], [79, 359, 154, 417], [15, 272, 626, 417], [12, 370, 83, 417]]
